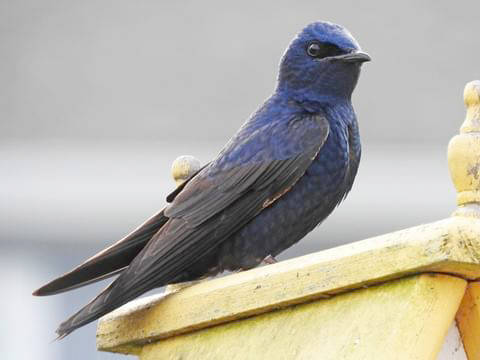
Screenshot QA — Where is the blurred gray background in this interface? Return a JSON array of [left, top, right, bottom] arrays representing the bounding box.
[[1, 0, 479, 359]]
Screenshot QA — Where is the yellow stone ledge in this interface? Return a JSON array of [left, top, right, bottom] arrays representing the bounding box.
[[140, 274, 466, 360], [96, 215, 480, 355]]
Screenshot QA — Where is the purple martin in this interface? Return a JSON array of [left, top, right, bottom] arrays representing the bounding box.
[[33, 21, 370, 338]]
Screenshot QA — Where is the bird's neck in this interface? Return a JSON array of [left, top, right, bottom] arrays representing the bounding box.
[[277, 88, 351, 114]]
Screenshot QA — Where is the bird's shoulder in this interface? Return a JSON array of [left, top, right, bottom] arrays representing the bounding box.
[[211, 99, 329, 172], [164, 100, 329, 225]]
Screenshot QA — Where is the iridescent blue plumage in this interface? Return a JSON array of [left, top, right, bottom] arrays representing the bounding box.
[[206, 22, 367, 272], [35, 21, 369, 338], [215, 99, 360, 271]]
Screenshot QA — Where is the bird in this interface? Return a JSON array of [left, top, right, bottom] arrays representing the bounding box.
[[33, 20, 370, 338]]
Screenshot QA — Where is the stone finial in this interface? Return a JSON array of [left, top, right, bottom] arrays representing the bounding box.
[[448, 81, 480, 217], [171, 155, 201, 186]]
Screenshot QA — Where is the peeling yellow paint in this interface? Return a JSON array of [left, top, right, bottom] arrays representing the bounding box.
[[139, 275, 465, 360]]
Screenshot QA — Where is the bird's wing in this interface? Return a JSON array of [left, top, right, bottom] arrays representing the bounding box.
[[32, 210, 169, 296], [56, 113, 330, 337], [33, 166, 206, 296]]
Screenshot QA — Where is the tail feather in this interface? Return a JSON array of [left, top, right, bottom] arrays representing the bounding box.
[[55, 283, 118, 338], [55, 272, 160, 338]]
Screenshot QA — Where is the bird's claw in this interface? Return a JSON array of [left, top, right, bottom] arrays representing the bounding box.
[[262, 255, 278, 265]]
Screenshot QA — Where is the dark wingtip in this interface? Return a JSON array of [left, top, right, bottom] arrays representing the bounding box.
[[32, 281, 62, 296], [32, 285, 51, 296]]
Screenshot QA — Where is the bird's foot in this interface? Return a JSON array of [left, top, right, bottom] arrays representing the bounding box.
[[262, 255, 278, 265], [164, 279, 205, 295]]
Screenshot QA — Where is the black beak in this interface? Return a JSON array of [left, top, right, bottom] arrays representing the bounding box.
[[338, 51, 371, 63]]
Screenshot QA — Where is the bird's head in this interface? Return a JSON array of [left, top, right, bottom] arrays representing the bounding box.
[[277, 21, 370, 104]]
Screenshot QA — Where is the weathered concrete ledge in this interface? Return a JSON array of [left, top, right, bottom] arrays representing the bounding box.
[[96, 215, 480, 355]]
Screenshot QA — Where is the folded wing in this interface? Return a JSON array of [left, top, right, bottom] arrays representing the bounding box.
[[56, 113, 330, 338], [33, 165, 205, 296]]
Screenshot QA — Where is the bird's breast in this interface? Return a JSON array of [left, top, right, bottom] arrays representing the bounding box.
[[212, 114, 357, 273]]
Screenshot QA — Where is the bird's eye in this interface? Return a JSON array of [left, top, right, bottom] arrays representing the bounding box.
[[306, 42, 344, 59], [307, 43, 322, 57]]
